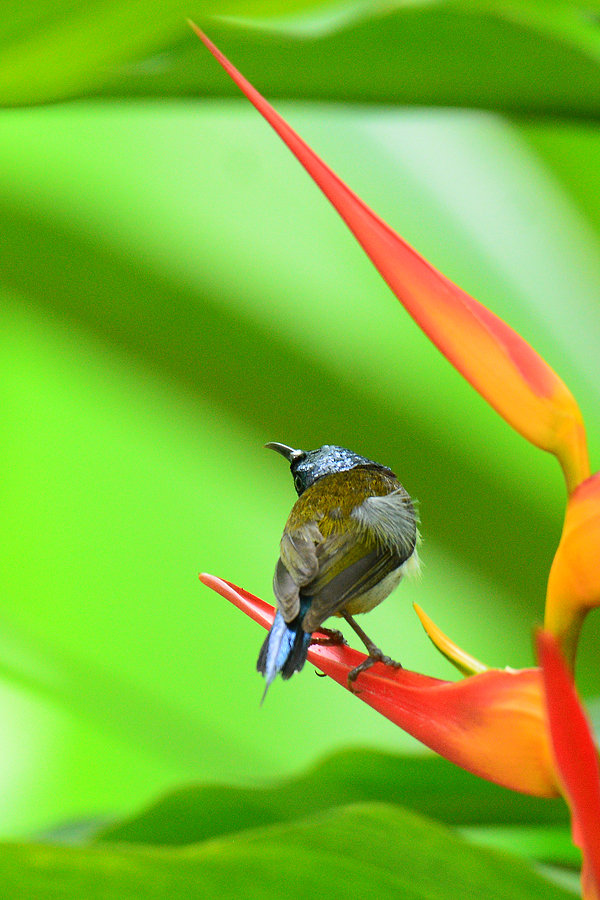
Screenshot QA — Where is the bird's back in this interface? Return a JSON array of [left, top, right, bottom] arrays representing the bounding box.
[[276, 466, 418, 632]]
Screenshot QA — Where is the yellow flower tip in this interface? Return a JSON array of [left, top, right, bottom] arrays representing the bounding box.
[[413, 603, 489, 676], [545, 471, 600, 667]]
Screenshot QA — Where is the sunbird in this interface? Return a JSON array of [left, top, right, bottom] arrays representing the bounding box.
[[258, 443, 419, 697]]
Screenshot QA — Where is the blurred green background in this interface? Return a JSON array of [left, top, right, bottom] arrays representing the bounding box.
[[1, 0, 600, 844]]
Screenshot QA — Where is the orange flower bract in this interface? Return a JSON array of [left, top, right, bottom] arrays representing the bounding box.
[[189, 23, 589, 494], [546, 472, 600, 666]]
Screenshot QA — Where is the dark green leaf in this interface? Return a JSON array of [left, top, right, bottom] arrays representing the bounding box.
[[0, 0, 330, 105], [0, 804, 573, 899], [161, 5, 600, 118], [97, 749, 568, 846], [4, 1, 600, 112]]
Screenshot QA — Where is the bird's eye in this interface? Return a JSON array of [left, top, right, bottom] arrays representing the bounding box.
[[294, 474, 303, 492]]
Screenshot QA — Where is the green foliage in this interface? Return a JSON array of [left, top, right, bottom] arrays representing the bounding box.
[[0, 805, 575, 900], [0, 1, 599, 895], [23, 750, 572, 897], [5, 1, 600, 112], [96, 749, 569, 846]]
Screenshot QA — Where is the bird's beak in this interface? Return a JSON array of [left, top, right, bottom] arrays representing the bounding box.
[[265, 442, 305, 463]]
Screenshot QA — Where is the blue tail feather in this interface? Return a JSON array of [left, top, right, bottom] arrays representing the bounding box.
[[257, 600, 311, 701]]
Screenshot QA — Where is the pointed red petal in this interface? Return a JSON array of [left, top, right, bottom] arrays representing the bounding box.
[[201, 574, 558, 797], [537, 631, 600, 900], [190, 24, 589, 492]]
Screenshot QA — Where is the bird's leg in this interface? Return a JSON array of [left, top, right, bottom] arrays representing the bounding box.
[[341, 612, 402, 690], [310, 627, 347, 646], [310, 628, 347, 680]]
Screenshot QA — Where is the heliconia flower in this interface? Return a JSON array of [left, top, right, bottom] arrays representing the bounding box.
[[200, 574, 559, 798], [545, 472, 600, 667], [189, 23, 590, 494], [537, 630, 600, 900]]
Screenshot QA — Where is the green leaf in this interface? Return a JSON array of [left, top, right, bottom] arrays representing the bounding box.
[[97, 749, 568, 847], [171, 4, 600, 117], [460, 825, 580, 867], [5, 1, 600, 110], [0, 804, 574, 899], [0, 0, 331, 105]]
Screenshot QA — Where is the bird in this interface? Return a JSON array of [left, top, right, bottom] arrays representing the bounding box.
[[257, 442, 419, 699]]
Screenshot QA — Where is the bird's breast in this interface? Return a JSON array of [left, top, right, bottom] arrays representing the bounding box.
[[341, 565, 406, 616]]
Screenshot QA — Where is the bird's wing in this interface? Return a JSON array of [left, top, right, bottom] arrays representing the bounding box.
[[301, 531, 402, 633], [301, 490, 418, 632], [274, 521, 322, 622], [274, 490, 418, 631]]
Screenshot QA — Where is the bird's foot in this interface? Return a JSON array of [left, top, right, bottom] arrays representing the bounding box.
[[310, 627, 347, 647], [347, 648, 403, 692]]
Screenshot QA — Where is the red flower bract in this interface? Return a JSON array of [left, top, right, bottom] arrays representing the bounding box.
[[201, 574, 559, 798], [538, 631, 600, 900]]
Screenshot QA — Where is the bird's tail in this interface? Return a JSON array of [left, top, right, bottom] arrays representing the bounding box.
[[257, 601, 311, 702]]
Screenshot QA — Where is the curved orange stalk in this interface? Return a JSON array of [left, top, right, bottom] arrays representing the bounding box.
[[201, 574, 559, 798], [545, 472, 600, 667], [537, 631, 600, 900], [189, 23, 589, 493]]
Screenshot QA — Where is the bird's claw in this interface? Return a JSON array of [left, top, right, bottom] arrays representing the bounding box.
[[347, 649, 403, 692], [310, 627, 347, 647]]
